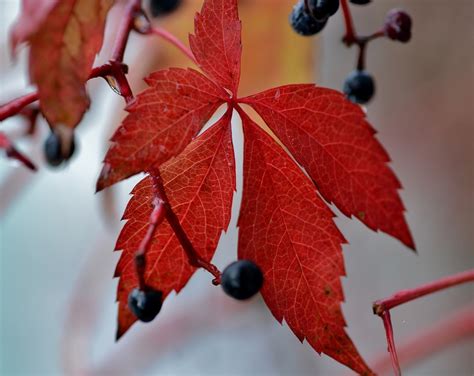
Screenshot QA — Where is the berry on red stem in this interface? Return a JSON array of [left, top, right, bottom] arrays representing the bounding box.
[[290, 1, 328, 36], [128, 287, 163, 322], [384, 9, 412, 43], [309, 0, 340, 22], [221, 260, 264, 300], [343, 70, 375, 104]]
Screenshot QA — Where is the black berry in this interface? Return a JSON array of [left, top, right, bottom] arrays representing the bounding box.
[[221, 260, 263, 300], [384, 9, 412, 43], [309, 0, 339, 22], [349, 0, 371, 5], [290, 1, 327, 36], [343, 70, 375, 104], [44, 131, 75, 167], [128, 287, 163, 322], [149, 0, 181, 18]]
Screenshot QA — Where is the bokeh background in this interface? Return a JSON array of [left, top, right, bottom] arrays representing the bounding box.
[[1, 0, 473, 375]]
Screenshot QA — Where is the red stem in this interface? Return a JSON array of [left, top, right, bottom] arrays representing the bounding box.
[[373, 269, 474, 314], [0, 92, 39, 122], [0, 131, 36, 171], [111, 0, 142, 62], [149, 169, 222, 284], [340, 0, 357, 45], [373, 269, 474, 376], [135, 195, 166, 290], [371, 304, 474, 375], [380, 311, 401, 376], [150, 27, 197, 65], [339, 0, 387, 70]]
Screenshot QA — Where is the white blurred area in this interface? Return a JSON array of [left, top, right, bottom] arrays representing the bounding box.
[[1, 1, 473, 376]]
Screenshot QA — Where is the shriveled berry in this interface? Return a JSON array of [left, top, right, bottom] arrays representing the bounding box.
[[309, 0, 339, 22], [343, 70, 375, 104], [128, 287, 163, 322], [221, 260, 263, 300], [149, 0, 181, 18], [290, 1, 328, 36], [349, 0, 371, 4], [384, 9, 412, 43]]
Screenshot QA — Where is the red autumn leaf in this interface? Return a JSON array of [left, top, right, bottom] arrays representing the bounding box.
[[10, 0, 57, 51], [114, 110, 235, 337], [96, 68, 229, 191], [242, 86, 414, 249], [189, 0, 242, 95], [237, 110, 373, 375], [105, 0, 413, 373], [13, 0, 113, 128]]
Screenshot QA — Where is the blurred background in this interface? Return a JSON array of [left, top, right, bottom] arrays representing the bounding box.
[[1, 0, 473, 375]]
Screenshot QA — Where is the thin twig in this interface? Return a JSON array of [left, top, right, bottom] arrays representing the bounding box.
[[371, 304, 474, 375], [0, 92, 39, 122], [134, 195, 166, 290], [149, 169, 222, 284], [150, 27, 197, 65], [111, 0, 143, 62], [372, 269, 474, 376], [373, 269, 474, 314], [380, 310, 401, 376]]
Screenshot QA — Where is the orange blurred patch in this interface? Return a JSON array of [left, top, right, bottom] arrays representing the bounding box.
[[148, 0, 316, 96]]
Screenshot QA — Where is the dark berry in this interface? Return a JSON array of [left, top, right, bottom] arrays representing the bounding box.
[[384, 9, 412, 43], [221, 260, 263, 300], [44, 131, 76, 167], [343, 70, 375, 104], [290, 1, 328, 36], [309, 0, 339, 22], [349, 0, 371, 5], [149, 0, 181, 18], [128, 287, 163, 322]]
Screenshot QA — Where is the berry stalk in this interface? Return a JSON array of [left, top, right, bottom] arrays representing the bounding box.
[[149, 27, 198, 65], [149, 169, 222, 284], [340, 0, 357, 45], [134, 194, 166, 290], [111, 0, 143, 62]]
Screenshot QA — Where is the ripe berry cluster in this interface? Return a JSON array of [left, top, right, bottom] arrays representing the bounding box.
[[289, 0, 412, 104], [290, 0, 340, 36]]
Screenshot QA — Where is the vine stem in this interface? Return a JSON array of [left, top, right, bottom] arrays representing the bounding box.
[[339, 0, 386, 70], [0, 92, 39, 122], [370, 304, 474, 375], [373, 269, 474, 314], [111, 0, 142, 62], [148, 168, 222, 285], [134, 195, 166, 290], [372, 269, 474, 376], [380, 310, 401, 376], [150, 27, 198, 65], [0, 131, 36, 170], [340, 0, 357, 45]]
